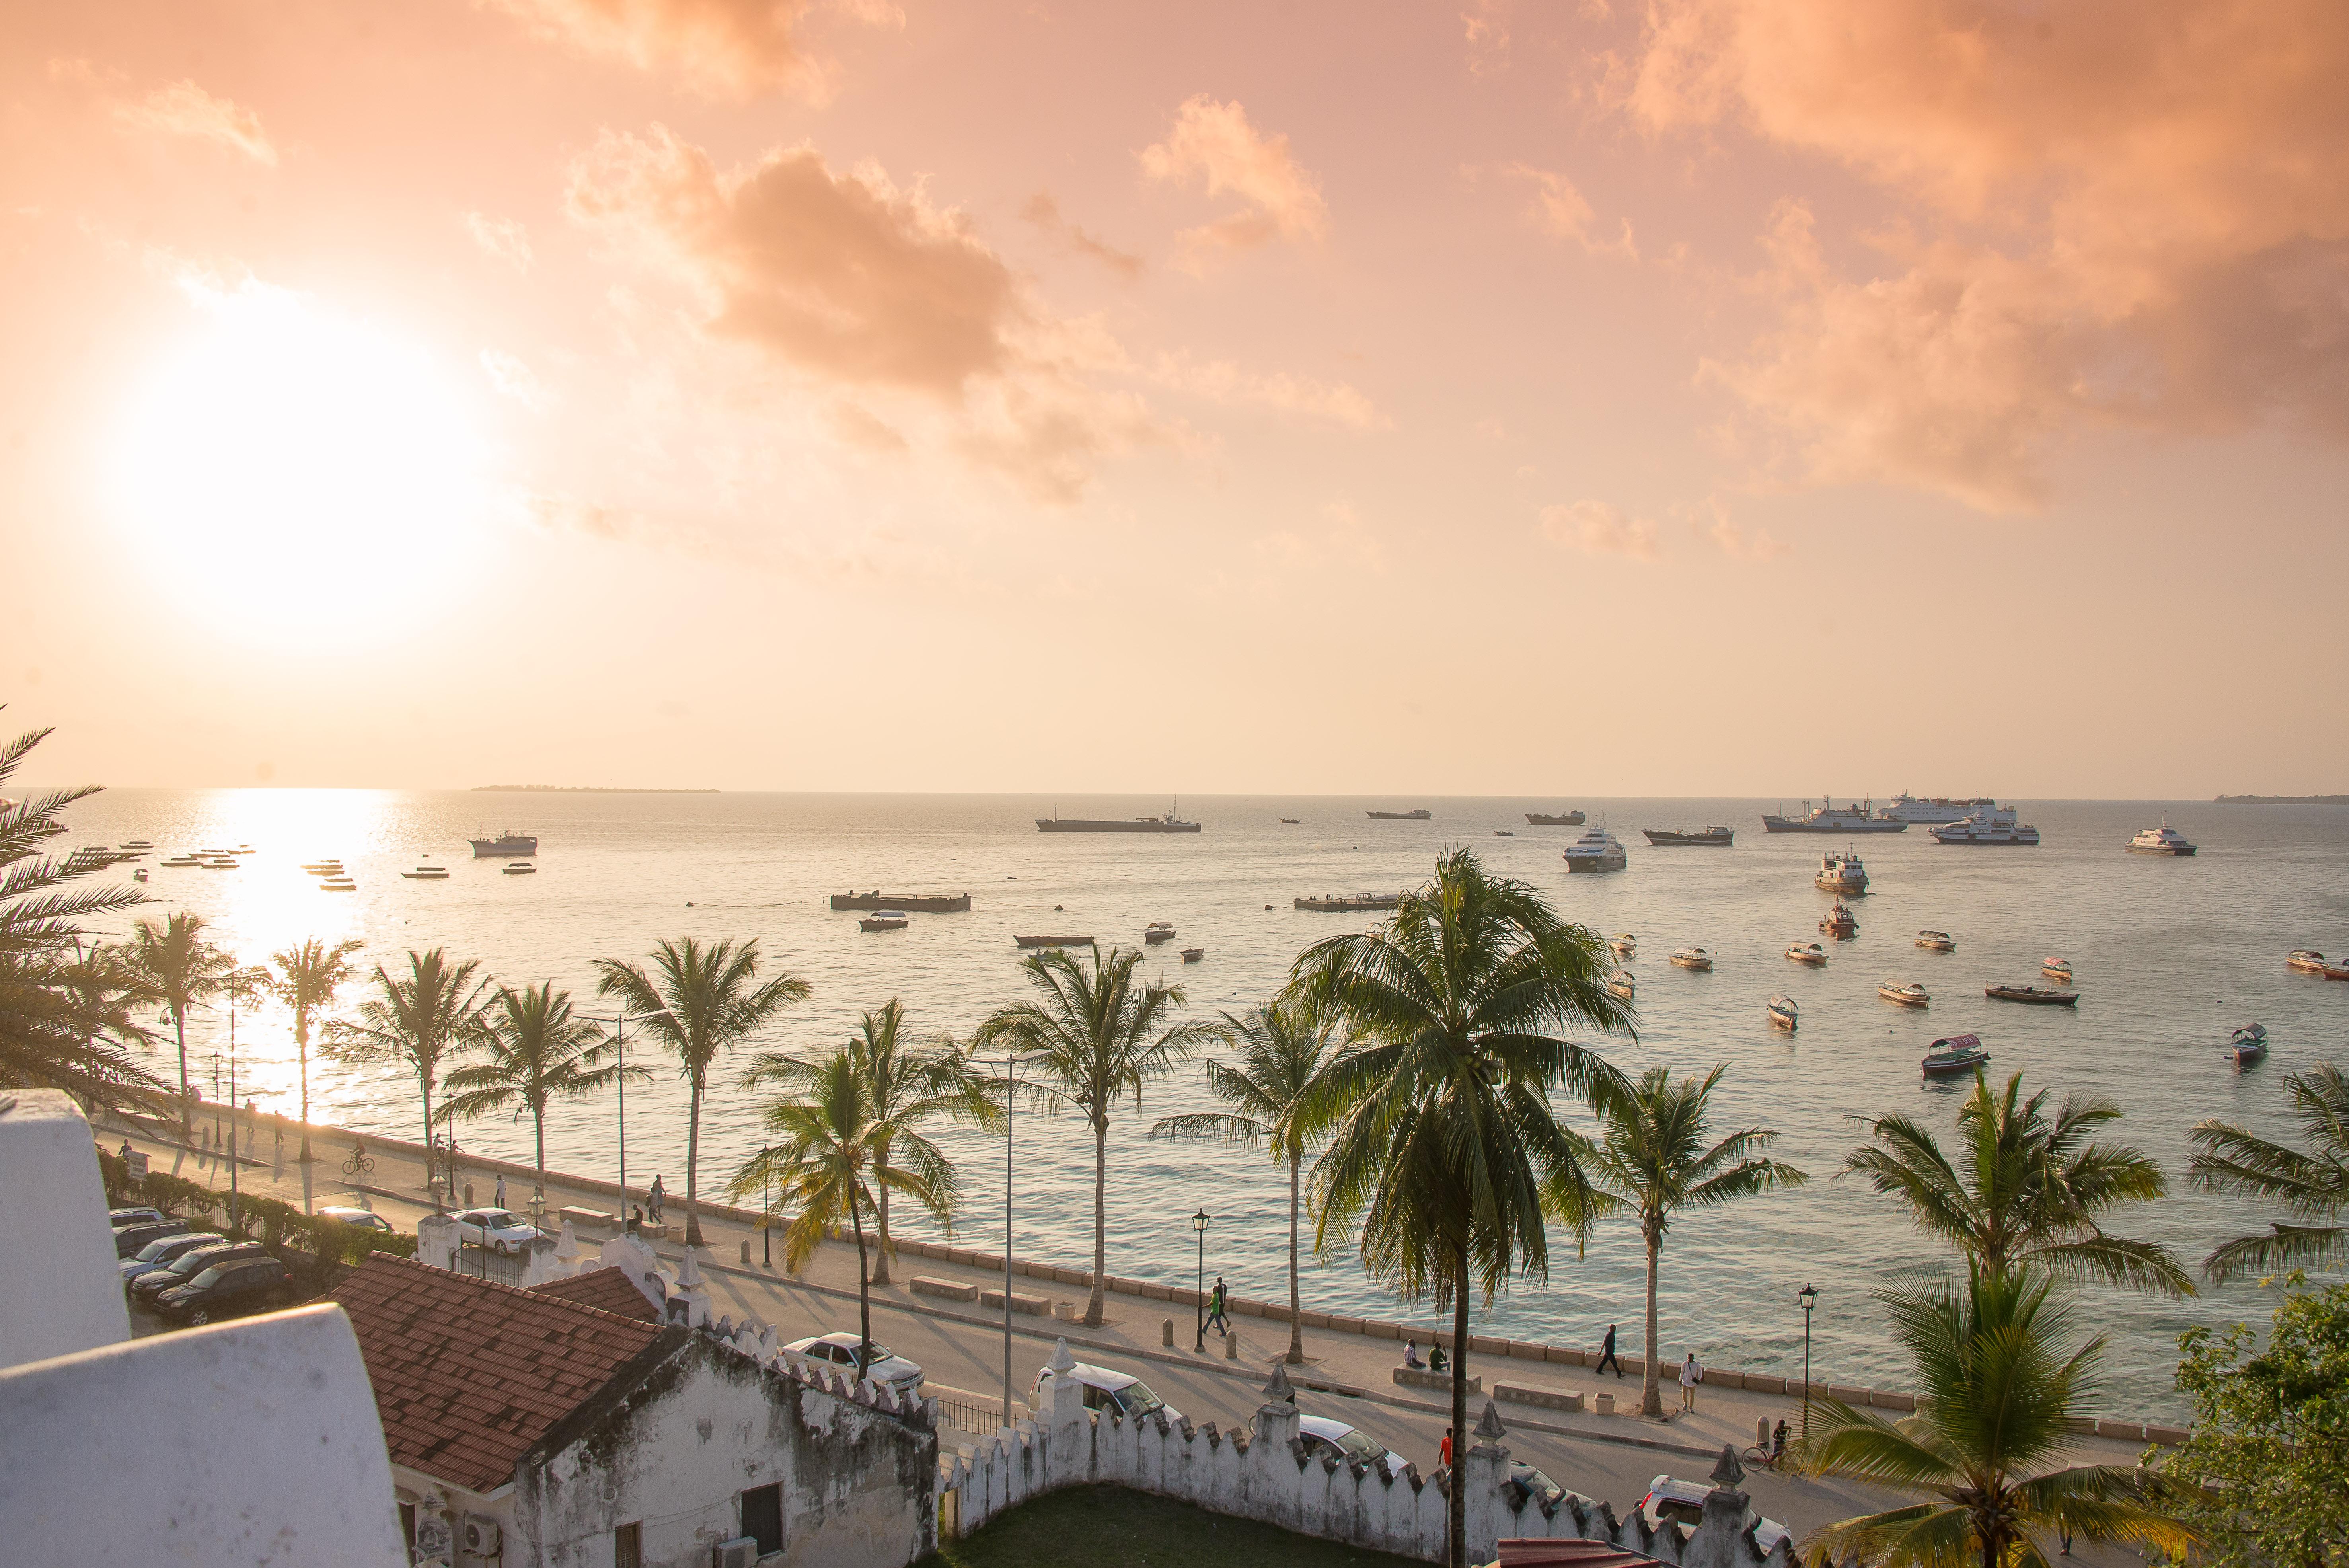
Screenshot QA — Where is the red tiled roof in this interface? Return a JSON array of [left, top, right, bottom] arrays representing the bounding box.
[[329, 1254, 671, 1494], [1498, 1541, 1659, 1568], [530, 1265, 662, 1322]]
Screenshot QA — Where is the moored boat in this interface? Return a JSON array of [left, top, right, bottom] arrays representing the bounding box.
[[2286, 949, 2330, 974], [469, 830, 538, 857], [2329, 961, 2349, 982], [1931, 805, 2041, 845], [2041, 958, 2073, 981], [1608, 933, 1636, 957], [830, 892, 972, 912], [1821, 902, 1859, 938], [1038, 802, 1201, 833], [1143, 921, 1177, 943], [1986, 984, 2078, 1006], [300, 861, 344, 876], [121, 840, 154, 849], [1669, 946, 1715, 970], [160, 855, 204, 868], [1879, 980, 1931, 1007], [1766, 995, 1799, 1030], [1606, 970, 1636, 1001], [859, 912, 910, 932], [1014, 934, 1093, 948], [1762, 798, 1909, 834], [132, 868, 148, 882], [2127, 822, 2197, 856], [1525, 811, 1585, 826], [1563, 826, 1628, 873], [1815, 851, 1868, 893], [1180, 947, 1204, 963], [503, 862, 536, 876], [1279, 818, 1301, 824], [1914, 930, 1956, 952], [1643, 826, 1734, 846], [1785, 942, 1827, 965], [1493, 830, 1515, 837], [319, 878, 357, 892], [1880, 794, 1995, 824], [1922, 1034, 1991, 1078], [1366, 808, 1432, 820], [2226, 1023, 2268, 1067], [1295, 893, 1401, 912], [402, 867, 449, 880]]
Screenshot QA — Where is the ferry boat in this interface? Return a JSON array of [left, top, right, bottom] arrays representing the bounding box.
[[1563, 826, 1628, 873], [503, 862, 536, 876], [2226, 1024, 2268, 1067], [1931, 806, 2040, 846], [1922, 1035, 1991, 1078], [1644, 826, 1734, 846], [1879, 981, 1931, 1007], [1785, 942, 1827, 965], [1037, 804, 1200, 833], [1606, 970, 1636, 1001], [859, 911, 910, 932], [1180, 947, 1204, 963], [1669, 947, 1715, 970], [1014, 934, 1093, 949], [1295, 893, 1402, 912], [1815, 851, 1868, 893], [1367, 808, 1433, 821], [2042, 958, 2073, 981], [1986, 984, 2077, 1006], [1525, 810, 1585, 826], [1143, 921, 1177, 943], [830, 892, 972, 912], [2286, 949, 2330, 974], [1762, 798, 1909, 834], [1766, 995, 1799, 1030], [402, 867, 449, 880], [2127, 823, 2197, 856], [1878, 793, 1995, 824], [469, 830, 538, 858], [1608, 933, 1636, 957], [1821, 902, 1859, 938]]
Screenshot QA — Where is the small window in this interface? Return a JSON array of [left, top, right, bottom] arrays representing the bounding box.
[[614, 1520, 641, 1568], [740, 1482, 783, 1556]]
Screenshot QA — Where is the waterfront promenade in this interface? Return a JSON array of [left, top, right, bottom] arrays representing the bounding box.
[[106, 1101, 2162, 1550]]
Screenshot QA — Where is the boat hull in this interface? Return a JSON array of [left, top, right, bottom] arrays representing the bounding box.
[[1526, 813, 1585, 826], [2126, 844, 2197, 855], [1565, 854, 1627, 872], [830, 892, 972, 912], [469, 836, 537, 857], [1763, 817, 1908, 833], [1036, 820, 1200, 833], [1014, 935, 1094, 948], [1366, 811, 1432, 820], [1985, 987, 2078, 1005], [1644, 829, 1733, 846]]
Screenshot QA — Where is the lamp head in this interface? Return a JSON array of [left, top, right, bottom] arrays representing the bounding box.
[[1192, 1208, 1210, 1233], [1799, 1283, 1818, 1311]]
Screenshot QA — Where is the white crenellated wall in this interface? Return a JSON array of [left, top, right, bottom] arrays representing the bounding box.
[[939, 1339, 1801, 1568]]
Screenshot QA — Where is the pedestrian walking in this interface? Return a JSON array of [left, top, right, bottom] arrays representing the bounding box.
[[494, 1173, 508, 1210], [117, 1139, 132, 1164], [1439, 1428, 1453, 1468], [1206, 1275, 1231, 1336], [1679, 1352, 1703, 1412], [1596, 1323, 1624, 1379], [648, 1174, 666, 1222]]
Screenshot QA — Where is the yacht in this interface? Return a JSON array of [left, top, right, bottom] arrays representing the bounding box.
[[1931, 806, 2041, 846], [2286, 949, 2330, 975], [1761, 798, 1909, 834], [1766, 995, 1799, 1030], [1915, 930, 1956, 952], [1669, 947, 1715, 970], [1563, 826, 1628, 873], [1815, 851, 1869, 893], [1606, 970, 1636, 1001], [1821, 902, 1859, 938], [1608, 933, 1636, 958], [1879, 795, 1995, 823], [2127, 823, 2197, 856], [2226, 1024, 2268, 1067], [859, 911, 910, 932], [1785, 942, 1827, 965], [1879, 981, 1931, 1007], [2041, 958, 2073, 982], [1143, 921, 1177, 943]]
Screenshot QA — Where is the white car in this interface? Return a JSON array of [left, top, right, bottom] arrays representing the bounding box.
[[785, 1333, 925, 1397], [452, 1207, 543, 1255], [1290, 1414, 1408, 1475], [1032, 1360, 1184, 1426], [1637, 1475, 1789, 1552], [316, 1206, 394, 1233]]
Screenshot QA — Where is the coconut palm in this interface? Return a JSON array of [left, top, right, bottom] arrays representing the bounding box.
[[1148, 1000, 1352, 1363], [441, 981, 644, 1194], [2, 932, 166, 1113], [974, 942, 1215, 1327], [739, 998, 989, 1286], [1286, 847, 1628, 1568], [125, 910, 241, 1139], [268, 936, 364, 1165], [2189, 1062, 2349, 1279], [1557, 1063, 1806, 1416], [1794, 1263, 2194, 1568], [327, 949, 491, 1191], [727, 1046, 954, 1379], [1843, 1069, 2191, 1297], [594, 937, 809, 1247]]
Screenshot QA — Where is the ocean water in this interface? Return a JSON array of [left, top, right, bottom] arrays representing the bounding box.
[[61, 789, 2349, 1415]]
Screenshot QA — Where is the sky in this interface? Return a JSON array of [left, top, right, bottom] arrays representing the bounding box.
[[4, 0, 2345, 797]]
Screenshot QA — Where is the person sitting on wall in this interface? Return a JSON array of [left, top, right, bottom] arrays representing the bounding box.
[[1402, 1339, 1423, 1369], [1428, 1342, 1448, 1373]]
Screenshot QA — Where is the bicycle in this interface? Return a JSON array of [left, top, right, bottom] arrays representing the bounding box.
[[341, 1143, 376, 1181], [1742, 1443, 1788, 1473]]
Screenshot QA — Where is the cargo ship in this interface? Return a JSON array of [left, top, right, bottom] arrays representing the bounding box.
[[1367, 808, 1432, 820], [1642, 826, 1733, 846], [830, 892, 973, 912], [468, 830, 537, 857], [1525, 810, 1585, 826], [1760, 799, 1907, 834], [1035, 803, 1200, 833]]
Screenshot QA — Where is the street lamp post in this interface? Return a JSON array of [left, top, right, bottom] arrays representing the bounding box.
[[1798, 1282, 1819, 1435], [1192, 1209, 1210, 1351], [972, 1054, 1030, 1429], [575, 1009, 668, 1219], [761, 1141, 773, 1268]]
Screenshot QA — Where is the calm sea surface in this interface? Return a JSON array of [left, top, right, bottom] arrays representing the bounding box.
[[63, 790, 2349, 1415]]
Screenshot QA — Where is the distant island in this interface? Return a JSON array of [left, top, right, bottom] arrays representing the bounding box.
[[2214, 793, 2349, 804], [472, 785, 720, 793]]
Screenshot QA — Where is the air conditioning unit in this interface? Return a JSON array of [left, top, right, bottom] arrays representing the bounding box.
[[459, 1515, 501, 1556], [713, 1537, 758, 1568]]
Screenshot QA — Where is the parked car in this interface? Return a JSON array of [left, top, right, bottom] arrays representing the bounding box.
[[1507, 1462, 1585, 1512], [151, 1256, 298, 1326], [785, 1333, 925, 1396], [1636, 1475, 1789, 1552], [1281, 1414, 1408, 1475], [121, 1231, 228, 1285], [130, 1241, 269, 1309], [452, 1207, 543, 1255], [109, 1205, 168, 1229], [114, 1218, 189, 1259], [1032, 1360, 1184, 1426], [315, 1206, 394, 1233]]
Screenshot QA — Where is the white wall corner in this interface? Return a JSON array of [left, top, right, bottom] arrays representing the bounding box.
[[0, 1090, 130, 1370]]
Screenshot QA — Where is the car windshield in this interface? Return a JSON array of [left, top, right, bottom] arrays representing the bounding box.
[[1334, 1429, 1386, 1464], [1117, 1381, 1165, 1416], [852, 1342, 894, 1364], [135, 1237, 182, 1262], [477, 1211, 520, 1227], [168, 1249, 228, 1276], [189, 1265, 229, 1288]]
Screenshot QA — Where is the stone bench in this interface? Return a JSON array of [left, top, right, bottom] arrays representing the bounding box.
[[558, 1206, 614, 1232], [1493, 1382, 1584, 1414], [910, 1276, 979, 1303], [1394, 1366, 1480, 1395], [980, 1287, 1052, 1316]]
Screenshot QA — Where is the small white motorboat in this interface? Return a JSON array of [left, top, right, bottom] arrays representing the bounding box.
[[1143, 921, 1177, 943], [1606, 969, 1636, 1001], [1766, 995, 1798, 1030], [859, 911, 910, 932], [1609, 933, 1636, 958], [2225, 1023, 2267, 1067], [1879, 980, 1931, 1007], [2042, 957, 2073, 981], [1785, 943, 1827, 965], [1670, 947, 1715, 971], [503, 862, 537, 876], [2127, 822, 2197, 856], [1914, 930, 1955, 952], [2287, 949, 2330, 975]]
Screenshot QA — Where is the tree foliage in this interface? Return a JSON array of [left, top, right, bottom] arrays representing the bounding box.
[[2190, 1065, 2349, 1282]]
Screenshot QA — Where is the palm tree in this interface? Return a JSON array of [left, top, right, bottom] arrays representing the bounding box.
[[1148, 1000, 1351, 1363], [2189, 1062, 2349, 1279], [1286, 847, 1628, 1568], [595, 937, 809, 1247], [268, 937, 364, 1166], [327, 949, 491, 1191], [441, 981, 644, 1194], [1794, 1263, 2194, 1568], [126, 910, 238, 1138], [1843, 1069, 2192, 1297], [740, 998, 989, 1286], [727, 1047, 954, 1378], [1558, 1063, 1806, 1416], [974, 942, 1215, 1327], [2, 933, 166, 1113]]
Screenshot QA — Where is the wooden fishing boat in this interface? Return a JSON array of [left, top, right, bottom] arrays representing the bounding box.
[[1914, 930, 1955, 952], [2041, 958, 2072, 981], [1670, 947, 1715, 970], [1821, 902, 1859, 938], [1180, 947, 1204, 963], [1785, 943, 1827, 965], [1766, 995, 1799, 1030], [1606, 970, 1636, 1002], [1014, 934, 1093, 948], [859, 912, 910, 932], [1879, 981, 1931, 1007], [1922, 1035, 1990, 1078], [2226, 1023, 2268, 1067], [1985, 984, 2078, 1006]]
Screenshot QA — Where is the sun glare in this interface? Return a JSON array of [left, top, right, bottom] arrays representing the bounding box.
[[110, 279, 493, 648]]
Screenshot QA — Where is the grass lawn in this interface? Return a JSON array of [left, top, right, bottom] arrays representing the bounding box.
[[924, 1484, 1427, 1568]]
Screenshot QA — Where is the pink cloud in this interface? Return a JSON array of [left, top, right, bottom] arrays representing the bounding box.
[[1539, 499, 1660, 559], [1140, 95, 1329, 261], [1505, 163, 1637, 258], [101, 76, 278, 166], [1020, 193, 1144, 280], [483, 0, 877, 96]]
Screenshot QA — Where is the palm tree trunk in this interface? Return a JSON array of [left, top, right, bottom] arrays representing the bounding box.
[[533, 1106, 546, 1195], [294, 1019, 314, 1165], [1286, 1151, 1304, 1364], [871, 1135, 893, 1287], [419, 1069, 437, 1198], [1642, 1224, 1663, 1417], [1085, 1116, 1107, 1327], [175, 1010, 190, 1139], [684, 1075, 704, 1247], [1449, 1244, 1469, 1568], [850, 1182, 873, 1376]]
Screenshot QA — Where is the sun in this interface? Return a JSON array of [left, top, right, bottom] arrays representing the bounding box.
[[109, 279, 495, 649]]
